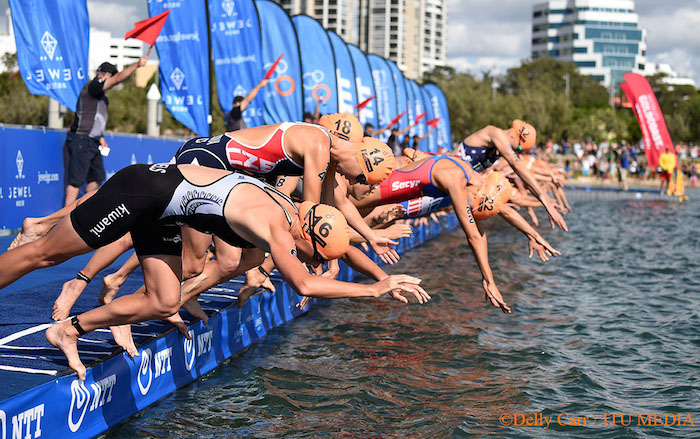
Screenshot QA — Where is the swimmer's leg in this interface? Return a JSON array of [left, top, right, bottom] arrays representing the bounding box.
[[0, 215, 94, 289], [46, 253, 182, 379], [53, 233, 134, 321], [99, 249, 140, 305], [9, 191, 96, 250]]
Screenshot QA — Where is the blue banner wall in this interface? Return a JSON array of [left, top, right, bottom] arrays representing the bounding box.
[[209, 0, 264, 128], [420, 86, 437, 153], [149, 0, 210, 136], [0, 127, 183, 230], [424, 83, 452, 151], [367, 54, 397, 143], [291, 15, 338, 117], [404, 77, 416, 138], [9, 0, 89, 111], [407, 79, 426, 149], [256, 0, 303, 124], [385, 60, 408, 132], [327, 31, 357, 115], [347, 44, 377, 129]]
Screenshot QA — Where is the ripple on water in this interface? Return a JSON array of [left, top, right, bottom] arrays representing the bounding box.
[[102, 196, 700, 438]]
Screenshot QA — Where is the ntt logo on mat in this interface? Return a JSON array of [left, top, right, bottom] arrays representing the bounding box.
[[67, 375, 117, 432]]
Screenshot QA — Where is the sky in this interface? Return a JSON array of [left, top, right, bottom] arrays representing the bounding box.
[[1, 0, 698, 82]]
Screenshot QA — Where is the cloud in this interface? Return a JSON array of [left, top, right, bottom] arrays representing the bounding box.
[[446, 0, 699, 81], [87, 1, 145, 35]]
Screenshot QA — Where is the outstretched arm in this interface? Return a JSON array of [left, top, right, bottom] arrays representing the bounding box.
[[497, 205, 561, 261], [334, 175, 400, 265], [486, 126, 567, 231], [239, 78, 269, 112], [102, 56, 148, 91], [438, 175, 510, 313]]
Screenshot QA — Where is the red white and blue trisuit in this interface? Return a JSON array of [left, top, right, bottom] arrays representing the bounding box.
[[172, 122, 330, 182], [377, 155, 470, 218]]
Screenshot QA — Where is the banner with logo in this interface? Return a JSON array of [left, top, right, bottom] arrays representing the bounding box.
[[367, 54, 397, 142], [620, 73, 674, 168], [347, 44, 377, 129], [407, 79, 426, 149], [327, 31, 358, 115], [404, 77, 417, 138], [148, 0, 210, 136], [255, 0, 303, 123], [9, 0, 89, 111], [385, 60, 408, 132], [424, 83, 452, 152], [291, 15, 338, 117], [419, 86, 437, 153], [209, 0, 264, 127]]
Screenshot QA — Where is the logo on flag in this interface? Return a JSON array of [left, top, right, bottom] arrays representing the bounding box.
[[40, 31, 58, 60], [233, 84, 247, 96], [221, 0, 235, 17], [171, 67, 185, 90]]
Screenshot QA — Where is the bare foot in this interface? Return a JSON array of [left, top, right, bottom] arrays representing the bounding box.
[[109, 325, 139, 357], [166, 313, 192, 339], [8, 217, 46, 250], [182, 297, 208, 325], [98, 273, 125, 305], [46, 321, 86, 380], [53, 279, 88, 321]]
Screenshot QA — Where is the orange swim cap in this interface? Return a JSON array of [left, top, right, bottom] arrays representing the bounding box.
[[298, 202, 350, 261], [472, 172, 513, 221], [356, 137, 395, 184], [319, 113, 364, 143], [509, 119, 537, 151]]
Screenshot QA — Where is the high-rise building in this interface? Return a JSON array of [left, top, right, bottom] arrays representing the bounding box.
[[359, 0, 446, 79], [275, 0, 356, 43], [531, 0, 647, 87]]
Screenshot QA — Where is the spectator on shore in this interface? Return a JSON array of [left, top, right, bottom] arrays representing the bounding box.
[[658, 147, 676, 194], [225, 77, 269, 132], [63, 56, 148, 207], [617, 143, 630, 191]]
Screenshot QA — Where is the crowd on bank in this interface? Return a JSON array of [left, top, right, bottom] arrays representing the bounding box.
[[539, 138, 698, 187]]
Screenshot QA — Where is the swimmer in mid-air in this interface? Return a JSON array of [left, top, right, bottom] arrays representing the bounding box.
[[0, 163, 428, 379], [454, 120, 568, 232]]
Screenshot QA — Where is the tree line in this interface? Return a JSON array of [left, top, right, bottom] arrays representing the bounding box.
[[423, 57, 700, 145], [1, 54, 698, 144]]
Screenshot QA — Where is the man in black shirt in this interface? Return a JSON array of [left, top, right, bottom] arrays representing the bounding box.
[[63, 55, 148, 206], [225, 77, 269, 131]]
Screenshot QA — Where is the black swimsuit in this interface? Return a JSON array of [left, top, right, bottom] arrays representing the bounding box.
[[70, 164, 295, 256]]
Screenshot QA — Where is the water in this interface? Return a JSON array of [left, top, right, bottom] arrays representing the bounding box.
[[102, 196, 699, 438]]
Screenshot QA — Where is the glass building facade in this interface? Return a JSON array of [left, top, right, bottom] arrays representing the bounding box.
[[531, 0, 646, 87]]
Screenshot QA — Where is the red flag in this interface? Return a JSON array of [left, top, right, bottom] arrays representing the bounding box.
[[426, 117, 440, 128], [388, 111, 407, 127], [265, 54, 284, 80], [414, 111, 427, 124], [125, 9, 170, 46], [622, 73, 674, 168], [354, 94, 375, 110]]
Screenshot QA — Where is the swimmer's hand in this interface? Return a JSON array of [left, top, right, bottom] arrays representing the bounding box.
[[543, 197, 568, 231], [373, 275, 427, 302], [297, 296, 311, 310], [321, 259, 340, 280], [369, 236, 400, 265], [376, 204, 406, 225], [389, 283, 431, 304], [528, 237, 561, 262], [482, 280, 511, 314], [377, 223, 412, 240]]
